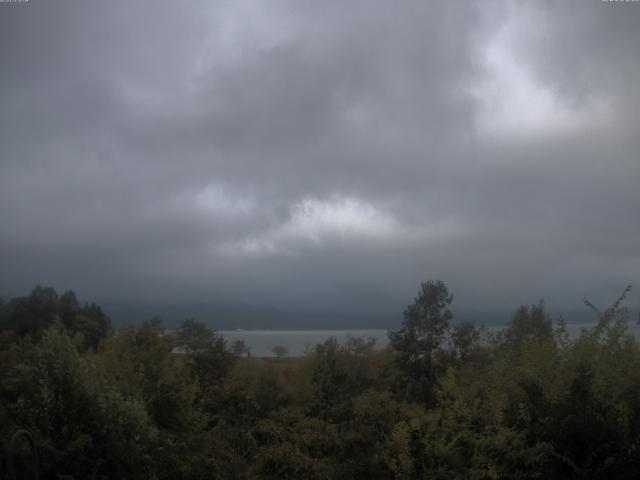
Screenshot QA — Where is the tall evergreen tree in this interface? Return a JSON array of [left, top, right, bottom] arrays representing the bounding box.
[[389, 279, 453, 404]]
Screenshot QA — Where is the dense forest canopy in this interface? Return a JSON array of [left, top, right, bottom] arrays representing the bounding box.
[[1, 282, 639, 479]]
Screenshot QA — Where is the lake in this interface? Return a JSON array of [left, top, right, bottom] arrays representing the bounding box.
[[220, 329, 390, 357], [221, 322, 640, 357]]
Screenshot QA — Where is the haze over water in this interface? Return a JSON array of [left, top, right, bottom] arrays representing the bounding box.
[[221, 322, 640, 357]]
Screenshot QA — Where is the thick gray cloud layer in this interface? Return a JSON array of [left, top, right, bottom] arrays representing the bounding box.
[[1, 0, 638, 313]]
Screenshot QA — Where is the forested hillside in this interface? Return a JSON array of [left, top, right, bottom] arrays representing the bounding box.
[[1, 282, 639, 479]]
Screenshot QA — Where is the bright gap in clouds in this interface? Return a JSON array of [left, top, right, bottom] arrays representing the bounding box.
[[195, 183, 254, 216], [288, 197, 398, 240], [469, 4, 610, 141], [219, 196, 401, 257]]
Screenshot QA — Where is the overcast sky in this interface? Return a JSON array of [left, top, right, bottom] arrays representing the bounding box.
[[1, 0, 639, 315]]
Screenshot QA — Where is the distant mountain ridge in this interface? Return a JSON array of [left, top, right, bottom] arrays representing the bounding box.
[[102, 301, 399, 330], [100, 301, 609, 330]]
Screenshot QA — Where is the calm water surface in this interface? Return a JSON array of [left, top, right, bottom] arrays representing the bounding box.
[[221, 322, 640, 357]]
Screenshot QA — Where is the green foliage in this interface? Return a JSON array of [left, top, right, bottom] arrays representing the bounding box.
[[0, 326, 159, 479], [2, 283, 640, 478], [450, 320, 486, 366], [389, 279, 454, 404], [251, 407, 339, 479], [231, 338, 250, 357], [499, 300, 554, 355], [100, 321, 202, 438], [176, 319, 235, 391], [0, 285, 111, 349], [310, 336, 378, 416]]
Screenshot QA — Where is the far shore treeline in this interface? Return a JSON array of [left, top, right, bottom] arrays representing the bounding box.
[[1, 281, 640, 479]]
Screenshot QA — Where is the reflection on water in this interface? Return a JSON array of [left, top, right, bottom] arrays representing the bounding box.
[[220, 322, 640, 357]]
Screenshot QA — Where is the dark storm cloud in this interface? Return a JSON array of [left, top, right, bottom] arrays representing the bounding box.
[[0, 0, 638, 314]]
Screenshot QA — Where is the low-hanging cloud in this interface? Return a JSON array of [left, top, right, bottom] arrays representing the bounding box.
[[0, 0, 638, 316]]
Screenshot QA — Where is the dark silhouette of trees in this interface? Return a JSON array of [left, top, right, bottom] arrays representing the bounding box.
[[0, 285, 111, 348], [232, 338, 251, 357], [176, 319, 235, 390], [388, 279, 453, 404], [1, 283, 639, 478], [271, 344, 288, 358], [501, 300, 553, 353]]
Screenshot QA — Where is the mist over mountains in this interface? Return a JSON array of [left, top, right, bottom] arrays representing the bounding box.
[[1, 2, 639, 312], [101, 300, 606, 330], [103, 301, 397, 330]]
